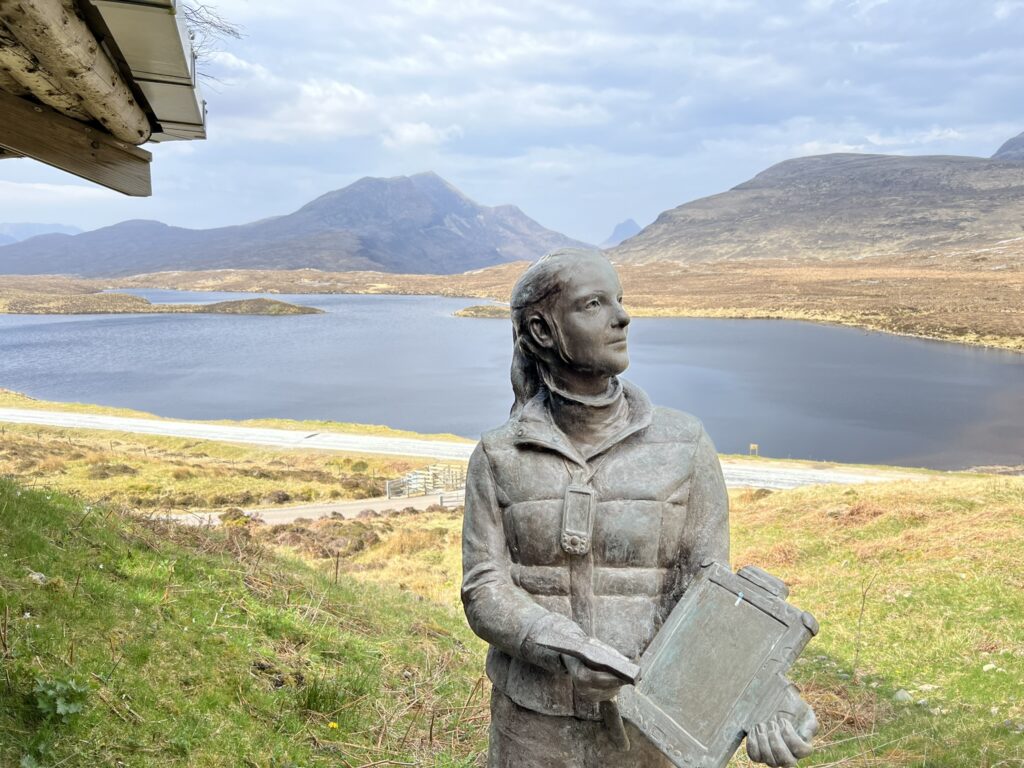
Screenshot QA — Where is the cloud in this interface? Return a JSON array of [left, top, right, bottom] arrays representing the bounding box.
[[1, 0, 1021, 243], [382, 122, 463, 149], [0, 179, 118, 204], [994, 0, 1024, 17]]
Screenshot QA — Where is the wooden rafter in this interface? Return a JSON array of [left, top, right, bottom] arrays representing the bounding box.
[[0, 25, 90, 118], [0, 0, 151, 144], [0, 88, 151, 195]]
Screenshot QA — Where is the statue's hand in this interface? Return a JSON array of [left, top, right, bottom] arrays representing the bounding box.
[[562, 654, 623, 702], [746, 690, 818, 767]]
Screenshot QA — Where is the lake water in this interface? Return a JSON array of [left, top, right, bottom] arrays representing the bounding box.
[[0, 289, 1021, 470]]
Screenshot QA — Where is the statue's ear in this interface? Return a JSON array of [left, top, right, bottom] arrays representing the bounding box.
[[528, 313, 556, 350]]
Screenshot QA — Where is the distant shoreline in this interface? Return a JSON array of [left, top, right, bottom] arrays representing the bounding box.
[[0, 289, 322, 316], [1, 259, 1021, 352]]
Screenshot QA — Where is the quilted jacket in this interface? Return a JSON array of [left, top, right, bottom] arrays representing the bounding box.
[[461, 379, 729, 719]]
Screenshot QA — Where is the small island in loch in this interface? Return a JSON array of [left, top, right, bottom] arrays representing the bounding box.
[[0, 277, 322, 315]]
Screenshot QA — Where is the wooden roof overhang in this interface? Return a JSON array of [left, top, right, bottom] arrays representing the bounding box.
[[0, 0, 206, 196]]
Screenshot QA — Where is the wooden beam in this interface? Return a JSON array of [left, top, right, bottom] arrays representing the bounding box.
[[0, 89, 151, 196], [0, 0, 151, 144], [0, 26, 91, 119]]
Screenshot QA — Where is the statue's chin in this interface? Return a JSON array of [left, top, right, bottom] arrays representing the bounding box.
[[606, 353, 629, 377]]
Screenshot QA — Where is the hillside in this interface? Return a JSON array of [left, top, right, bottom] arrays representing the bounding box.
[[612, 133, 1024, 264], [0, 480, 487, 767], [286, 476, 1024, 767], [2, 467, 1021, 766], [0, 172, 587, 277]]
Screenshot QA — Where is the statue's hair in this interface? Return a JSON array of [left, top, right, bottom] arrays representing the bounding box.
[[509, 248, 608, 415]]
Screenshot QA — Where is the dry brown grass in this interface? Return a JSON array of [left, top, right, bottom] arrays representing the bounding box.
[[109, 255, 1024, 351], [0, 421, 424, 512], [6, 256, 1021, 348]]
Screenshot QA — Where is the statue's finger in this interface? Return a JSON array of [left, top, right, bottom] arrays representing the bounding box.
[[584, 670, 625, 689], [796, 705, 819, 741], [781, 718, 813, 759], [746, 724, 765, 764], [756, 723, 781, 767], [766, 721, 796, 768]]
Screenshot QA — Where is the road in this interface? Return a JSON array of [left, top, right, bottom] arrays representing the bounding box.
[[1, 406, 923, 526], [0, 407, 475, 460]]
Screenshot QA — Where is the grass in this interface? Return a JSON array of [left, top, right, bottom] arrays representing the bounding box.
[[276, 476, 1024, 767], [1, 427, 1021, 765], [0, 419, 438, 513], [0, 479, 488, 767]]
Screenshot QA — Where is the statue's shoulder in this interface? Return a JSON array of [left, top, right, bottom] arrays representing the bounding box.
[[621, 378, 704, 445], [479, 418, 518, 453], [645, 404, 706, 445]]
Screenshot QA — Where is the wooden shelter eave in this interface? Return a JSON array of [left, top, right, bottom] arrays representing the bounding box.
[[0, 88, 151, 196]]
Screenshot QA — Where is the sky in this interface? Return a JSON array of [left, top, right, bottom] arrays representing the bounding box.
[[0, 0, 1022, 244]]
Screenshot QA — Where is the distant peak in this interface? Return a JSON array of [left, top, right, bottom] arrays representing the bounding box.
[[992, 131, 1024, 162], [601, 218, 642, 248]]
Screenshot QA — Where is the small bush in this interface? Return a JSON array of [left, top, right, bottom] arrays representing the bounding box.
[[263, 490, 291, 504], [86, 463, 137, 480]]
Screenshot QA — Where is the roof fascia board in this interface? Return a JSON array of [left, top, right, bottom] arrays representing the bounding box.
[[0, 88, 152, 196]]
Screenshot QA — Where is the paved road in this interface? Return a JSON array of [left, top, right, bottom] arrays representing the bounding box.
[[0, 407, 475, 460], [2, 407, 921, 527]]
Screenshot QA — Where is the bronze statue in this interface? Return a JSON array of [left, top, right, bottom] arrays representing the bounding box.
[[461, 249, 817, 767]]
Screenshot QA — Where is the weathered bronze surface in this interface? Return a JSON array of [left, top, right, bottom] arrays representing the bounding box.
[[618, 561, 818, 768], [461, 249, 817, 767]]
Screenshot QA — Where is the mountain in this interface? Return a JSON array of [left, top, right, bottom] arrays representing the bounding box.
[[0, 223, 82, 241], [0, 173, 588, 277], [993, 131, 1024, 162], [612, 133, 1024, 264], [600, 219, 641, 249]]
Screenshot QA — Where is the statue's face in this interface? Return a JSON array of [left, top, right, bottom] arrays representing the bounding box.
[[546, 257, 631, 378]]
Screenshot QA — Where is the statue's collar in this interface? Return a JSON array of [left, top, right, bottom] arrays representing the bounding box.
[[513, 378, 653, 466], [539, 368, 623, 408]]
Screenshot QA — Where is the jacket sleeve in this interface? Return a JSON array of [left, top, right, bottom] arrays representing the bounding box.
[[461, 442, 582, 671], [683, 426, 730, 575]]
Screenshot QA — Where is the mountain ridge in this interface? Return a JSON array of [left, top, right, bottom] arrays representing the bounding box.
[[0, 173, 588, 277], [0, 222, 82, 241], [612, 134, 1024, 264]]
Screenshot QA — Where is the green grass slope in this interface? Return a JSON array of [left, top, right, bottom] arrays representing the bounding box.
[[3, 473, 1023, 767], [0, 480, 486, 767]]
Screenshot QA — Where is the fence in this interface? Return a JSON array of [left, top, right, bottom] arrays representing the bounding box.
[[385, 463, 467, 500]]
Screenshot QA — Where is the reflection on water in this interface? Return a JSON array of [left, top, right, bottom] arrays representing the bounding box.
[[1, 290, 1021, 470]]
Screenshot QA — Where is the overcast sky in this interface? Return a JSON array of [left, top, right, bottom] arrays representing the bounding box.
[[1, 0, 1021, 243]]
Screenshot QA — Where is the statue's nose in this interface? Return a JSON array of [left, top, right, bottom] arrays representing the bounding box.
[[614, 304, 631, 328]]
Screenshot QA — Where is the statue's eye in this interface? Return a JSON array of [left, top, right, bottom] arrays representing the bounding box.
[[586, 298, 600, 309]]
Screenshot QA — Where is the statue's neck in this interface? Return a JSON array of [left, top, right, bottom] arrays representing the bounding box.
[[542, 371, 629, 456]]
